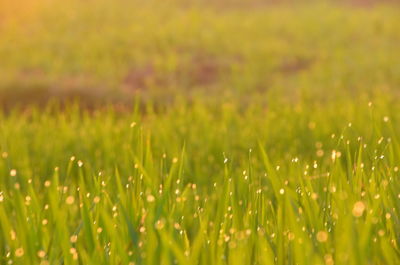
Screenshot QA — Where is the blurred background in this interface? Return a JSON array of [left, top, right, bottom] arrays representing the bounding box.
[[0, 0, 399, 110]]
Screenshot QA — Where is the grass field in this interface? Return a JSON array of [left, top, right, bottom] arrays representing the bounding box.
[[1, 0, 400, 264]]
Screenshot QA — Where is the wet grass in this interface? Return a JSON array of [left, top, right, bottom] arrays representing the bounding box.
[[1, 0, 400, 264], [1, 98, 400, 265]]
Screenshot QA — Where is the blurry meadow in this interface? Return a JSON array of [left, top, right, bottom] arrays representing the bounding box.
[[1, 0, 400, 264]]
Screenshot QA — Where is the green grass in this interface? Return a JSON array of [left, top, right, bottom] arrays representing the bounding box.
[[1, 0, 400, 106], [1, 100, 400, 264], [1, 0, 400, 264]]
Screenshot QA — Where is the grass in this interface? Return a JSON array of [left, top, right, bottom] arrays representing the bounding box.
[[1, 0, 400, 264], [1, 100, 400, 264], [1, 0, 400, 106]]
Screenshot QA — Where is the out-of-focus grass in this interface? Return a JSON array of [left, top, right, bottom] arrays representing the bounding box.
[[1, 0, 400, 264], [0, 0, 399, 107]]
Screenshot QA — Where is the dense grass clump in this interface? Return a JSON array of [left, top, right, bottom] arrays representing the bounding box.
[[1, 100, 400, 265]]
